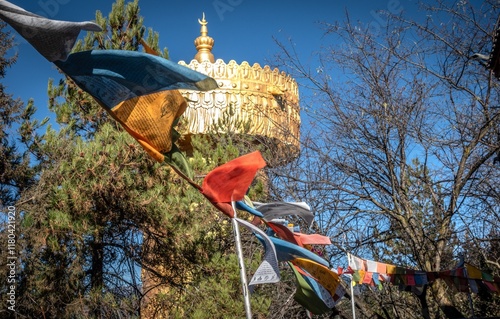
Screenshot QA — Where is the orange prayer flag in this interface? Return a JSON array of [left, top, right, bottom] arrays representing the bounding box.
[[377, 262, 387, 274], [201, 151, 266, 217], [110, 90, 187, 162], [294, 233, 332, 246], [357, 270, 366, 284]]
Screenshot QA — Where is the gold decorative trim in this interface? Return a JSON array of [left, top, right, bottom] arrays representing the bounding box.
[[178, 58, 300, 152]]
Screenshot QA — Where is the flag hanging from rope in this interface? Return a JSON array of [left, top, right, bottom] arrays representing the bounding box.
[[201, 151, 266, 218], [289, 263, 332, 315], [292, 257, 346, 304], [257, 234, 329, 268], [234, 217, 280, 287], [0, 0, 102, 61], [253, 201, 314, 227], [54, 50, 218, 163]]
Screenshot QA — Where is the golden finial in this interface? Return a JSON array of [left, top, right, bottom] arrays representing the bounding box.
[[198, 12, 208, 36], [194, 12, 215, 63]]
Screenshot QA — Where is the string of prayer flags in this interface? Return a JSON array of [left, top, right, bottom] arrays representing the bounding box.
[[347, 254, 500, 294], [438, 264, 500, 294], [0, 0, 102, 61], [201, 151, 266, 218]]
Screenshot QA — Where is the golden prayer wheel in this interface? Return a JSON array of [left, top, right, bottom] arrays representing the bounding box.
[[177, 14, 301, 163]]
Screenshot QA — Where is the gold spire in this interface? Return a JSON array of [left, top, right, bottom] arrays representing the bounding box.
[[194, 13, 215, 63]]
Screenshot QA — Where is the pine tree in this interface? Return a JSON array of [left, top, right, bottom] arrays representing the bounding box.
[[11, 1, 274, 318], [0, 21, 41, 206]]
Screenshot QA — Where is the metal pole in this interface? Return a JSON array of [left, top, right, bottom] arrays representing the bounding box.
[[350, 277, 357, 319], [347, 253, 356, 319], [231, 206, 252, 319]]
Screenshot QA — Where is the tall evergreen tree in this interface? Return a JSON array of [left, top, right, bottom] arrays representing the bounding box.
[[0, 20, 41, 206], [9, 1, 273, 318]]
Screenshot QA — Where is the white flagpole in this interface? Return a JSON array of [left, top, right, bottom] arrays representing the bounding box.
[[346, 252, 357, 319], [350, 276, 357, 319], [231, 201, 252, 319]]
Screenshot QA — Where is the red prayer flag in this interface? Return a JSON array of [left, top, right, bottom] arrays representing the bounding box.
[[406, 274, 416, 286], [201, 151, 266, 217], [483, 281, 498, 292], [362, 272, 373, 285], [267, 222, 300, 245]]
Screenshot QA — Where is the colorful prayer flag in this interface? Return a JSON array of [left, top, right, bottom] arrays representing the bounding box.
[[290, 264, 331, 315], [201, 151, 266, 218], [377, 262, 387, 274], [367, 260, 378, 272], [253, 201, 314, 227], [267, 221, 300, 245], [0, 0, 101, 61], [235, 200, 264, 218], [294, 233, 332, 246], [258, 235, 329, 267], [54, 50, 218, 163], [234, 217, 280, 287], [386, 264, 396, 275], [348, 254, 366, 271], [362, 271, 373, 285], [466, 264, 482, 280], [292, 263, 336, 309], [291, 258, 345, 302]]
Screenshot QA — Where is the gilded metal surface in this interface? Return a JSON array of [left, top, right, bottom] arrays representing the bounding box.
[[178, 59, 300, 150], [178, 14, 300, 155]]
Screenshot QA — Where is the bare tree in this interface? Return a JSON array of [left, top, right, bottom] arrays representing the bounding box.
[[269, 1, 500, 318]]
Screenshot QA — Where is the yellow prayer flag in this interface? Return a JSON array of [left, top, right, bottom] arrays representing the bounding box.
[[292, 258, 342, 298], [386, 264, 396, 275], [111, 90, 187, 162], [357, 269, 366, 284], [466, 264, 483, 280]]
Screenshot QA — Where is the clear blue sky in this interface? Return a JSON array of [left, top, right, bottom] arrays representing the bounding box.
[[3, 0, 422, 123]]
